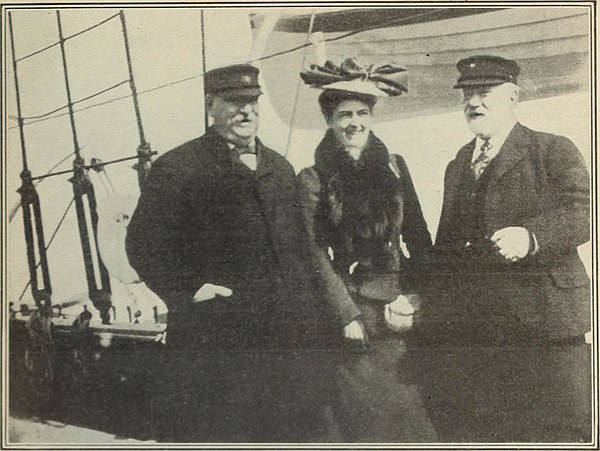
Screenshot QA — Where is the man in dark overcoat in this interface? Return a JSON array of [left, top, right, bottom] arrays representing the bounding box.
[[126, 64, 327, 442], [413, 55, 591, 442]]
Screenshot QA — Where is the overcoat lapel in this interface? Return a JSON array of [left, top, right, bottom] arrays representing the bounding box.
[[485, 123, 528, 188], [254, 140, 281, 229], [255, 139, 276, 181], [442, 123, 529, 214], [442, 139, 475, 219], [197, 128, 237, 172], [200, 128, 272, 180]]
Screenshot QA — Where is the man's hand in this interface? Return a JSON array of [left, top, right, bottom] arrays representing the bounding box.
[[344, 319, 367, 344], [490, 227, 531, 263], [193, 283, 233, 303]]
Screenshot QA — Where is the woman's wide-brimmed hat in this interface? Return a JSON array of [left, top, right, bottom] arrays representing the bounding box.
[[300, 58, 408, 97]]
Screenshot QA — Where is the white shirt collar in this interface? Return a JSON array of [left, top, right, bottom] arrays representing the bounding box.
[[226, 139, 258, 171], [472, 120, 517, 163]]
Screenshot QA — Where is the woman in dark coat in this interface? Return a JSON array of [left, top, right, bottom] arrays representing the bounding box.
[[296, 59, 436, 442]]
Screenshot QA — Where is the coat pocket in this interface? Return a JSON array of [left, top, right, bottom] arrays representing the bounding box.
[[549, 268, 589, 288], [544, 267, 591, 340]]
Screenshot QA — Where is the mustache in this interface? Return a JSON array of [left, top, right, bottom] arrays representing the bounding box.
[[466, 109, 485, 117], [233, 114, 257, 121]]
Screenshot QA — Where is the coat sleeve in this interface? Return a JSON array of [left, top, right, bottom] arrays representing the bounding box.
[[434, 160, 457, 250], [392, 155, 433, 260], [126, 158, 199, 309], [296, 167, 361, 327], [523, 134, 590, 262]]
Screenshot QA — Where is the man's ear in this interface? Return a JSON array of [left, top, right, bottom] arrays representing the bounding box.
[[205, 94, 214, 114]]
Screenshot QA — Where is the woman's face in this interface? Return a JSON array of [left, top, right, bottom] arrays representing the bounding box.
[[328, 100, 373, 151]]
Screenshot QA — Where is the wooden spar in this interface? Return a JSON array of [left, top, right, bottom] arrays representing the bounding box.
[[56, 10, 112, 324], [9, 12, 52, 306]]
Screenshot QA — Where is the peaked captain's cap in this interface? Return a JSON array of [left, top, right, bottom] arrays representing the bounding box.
[[204, 63, 263, 98], [454, 55, 520, 89]]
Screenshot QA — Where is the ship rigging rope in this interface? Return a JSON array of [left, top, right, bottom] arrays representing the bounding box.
[[14, 12, 121, 63], [8, 151, 76, 222], [57, 10, 82, 159], [283, 10, 316, 158], [8, 8, 446, 131], [119, 10, 147, 146], [9, 12, 29, 170], [18, 197, 76, 302], [31, 153, 155, 182], [253, 8, 449, 62], [9, 76, 198, 129], [12, 80, 130, 121]]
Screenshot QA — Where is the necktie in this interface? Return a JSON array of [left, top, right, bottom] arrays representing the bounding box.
[[471, 139, 492, 180], [235, 144, 257, 171]]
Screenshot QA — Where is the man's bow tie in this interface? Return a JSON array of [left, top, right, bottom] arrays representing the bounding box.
[[234, 143, 258, 171], [235, 144, 256, 155]]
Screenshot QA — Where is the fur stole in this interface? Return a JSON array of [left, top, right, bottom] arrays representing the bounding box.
[[313, 129, 406, 276]]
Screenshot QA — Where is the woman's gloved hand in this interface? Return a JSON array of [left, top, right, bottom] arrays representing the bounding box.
[[384, 294, 416, 332]]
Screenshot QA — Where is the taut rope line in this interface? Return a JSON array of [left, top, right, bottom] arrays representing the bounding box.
[[283, 10, 316, 158], [57, 10, 113, 324], [9, 11, 52, 305]]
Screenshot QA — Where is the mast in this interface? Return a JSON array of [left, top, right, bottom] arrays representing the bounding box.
[[56, 10, 112, 324], [9, 12, 52, 307]]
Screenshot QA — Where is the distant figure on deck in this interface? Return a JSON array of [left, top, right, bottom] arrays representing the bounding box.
[[126, 63, 327, 442], [296, 58, 436, 442], [413, 55, 591, 442]]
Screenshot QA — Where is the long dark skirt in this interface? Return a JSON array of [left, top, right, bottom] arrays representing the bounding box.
[[331, 298, 437, 442]]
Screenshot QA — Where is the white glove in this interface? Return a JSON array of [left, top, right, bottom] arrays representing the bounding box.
[[343, 319, 367, 344], [193, 283, 233, 303], [384, 294, 416, 333]]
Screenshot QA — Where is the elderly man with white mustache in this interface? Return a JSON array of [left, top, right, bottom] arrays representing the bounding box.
[[412, 55, 591, 443]]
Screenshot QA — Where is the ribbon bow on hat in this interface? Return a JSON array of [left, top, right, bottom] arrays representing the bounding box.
[[300, 58, 408, 97]]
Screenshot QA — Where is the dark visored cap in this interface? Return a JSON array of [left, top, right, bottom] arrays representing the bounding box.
[[454, 55, 520, 89], [204, 63, 263, 98]]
